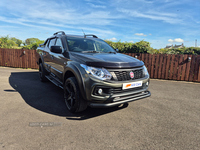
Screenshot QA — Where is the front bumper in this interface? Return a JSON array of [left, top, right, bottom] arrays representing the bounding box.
[[83, 74, 151, 107], [89, 91, 151, 107]]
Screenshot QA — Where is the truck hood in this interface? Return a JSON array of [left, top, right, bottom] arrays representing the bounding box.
[[70, 52, 144, 69]]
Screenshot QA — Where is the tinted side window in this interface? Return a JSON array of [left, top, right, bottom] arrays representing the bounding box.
[[55, 38, 63, 48], [48, 38, 56, 49]]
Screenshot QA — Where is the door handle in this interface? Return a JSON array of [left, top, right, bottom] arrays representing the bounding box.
[[51, 55, 54, 59]]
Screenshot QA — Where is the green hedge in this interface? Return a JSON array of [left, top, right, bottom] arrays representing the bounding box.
[[105, 40, 200, 55], [105, 40, 151, 53]]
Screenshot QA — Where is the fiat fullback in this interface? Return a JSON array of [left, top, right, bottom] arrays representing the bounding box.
[[36, 31, 151, 113]]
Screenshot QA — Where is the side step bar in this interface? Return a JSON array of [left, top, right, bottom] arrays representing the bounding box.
[[45, 74, 63, 89]]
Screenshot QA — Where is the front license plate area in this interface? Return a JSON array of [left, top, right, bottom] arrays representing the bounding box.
[[122, 81, 142, 90]]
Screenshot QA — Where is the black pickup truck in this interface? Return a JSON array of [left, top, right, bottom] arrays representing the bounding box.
[[36, 31, 151, 113]]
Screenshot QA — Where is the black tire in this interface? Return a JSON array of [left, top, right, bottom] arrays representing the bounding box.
[[39, 63, 48, 82], [64, 77, 87, 113]]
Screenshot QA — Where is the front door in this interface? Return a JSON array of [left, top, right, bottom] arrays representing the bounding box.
[[50, 38, 67, 80]]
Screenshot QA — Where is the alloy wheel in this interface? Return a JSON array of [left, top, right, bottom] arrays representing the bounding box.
[[64, 82, 76, 109]]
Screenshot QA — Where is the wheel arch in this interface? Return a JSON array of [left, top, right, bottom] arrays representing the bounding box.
[[63, 64, 86, 100], [37, 54, 45, 66]]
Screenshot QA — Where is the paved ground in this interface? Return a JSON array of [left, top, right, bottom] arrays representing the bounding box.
[[0, 67, 200, 150]]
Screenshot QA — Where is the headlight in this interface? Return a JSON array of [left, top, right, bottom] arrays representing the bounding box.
[[80, 64, 112, 80], [143, 65, 149, 76]]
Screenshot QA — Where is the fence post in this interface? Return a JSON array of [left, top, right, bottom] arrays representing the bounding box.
[[151, 54, 156, 78], [189, 55, 196, 82]]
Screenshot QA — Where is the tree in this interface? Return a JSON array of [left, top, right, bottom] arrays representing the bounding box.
[[132, 40, 151, 53], [0, 36, 9, 48], [25, 38, 40, 45], [7, 40, 16, 47], [22, 41, 26, 46], [105, 40, 153, 53], [0, 36, 16, 48], [10, 37, 22, 47], [16, 39, 22, 47], [22, 40, 45, 50]]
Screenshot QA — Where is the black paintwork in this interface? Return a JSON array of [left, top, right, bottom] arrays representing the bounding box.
[[70, 52, 144, 68], [50, 46, 62, 54], [36, 32, 150, 109]]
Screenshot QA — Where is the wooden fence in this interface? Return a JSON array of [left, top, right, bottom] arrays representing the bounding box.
[[124, 53, 200, 82], [0, 48, 39, 69], [0, 48, 199, 82]]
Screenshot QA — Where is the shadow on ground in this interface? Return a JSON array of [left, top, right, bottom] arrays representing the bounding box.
[[8, 71, 128, 120]]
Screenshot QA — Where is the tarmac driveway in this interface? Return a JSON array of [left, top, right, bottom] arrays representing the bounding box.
[[0, 67, 200, 150]]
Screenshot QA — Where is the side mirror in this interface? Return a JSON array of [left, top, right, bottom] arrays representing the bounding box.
[[50, 46, 62, 54], [115, 49, 119, 52]]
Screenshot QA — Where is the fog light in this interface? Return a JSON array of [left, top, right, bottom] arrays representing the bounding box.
[[98, 88, 103, 95], [146, 82, 149, 86]]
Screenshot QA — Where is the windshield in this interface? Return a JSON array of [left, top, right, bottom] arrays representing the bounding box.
[[66, 37, 116, 53]]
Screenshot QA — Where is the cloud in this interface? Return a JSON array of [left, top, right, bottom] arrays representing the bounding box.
[[168, 39, 174, 42], [0, 0, 120, 26], [168, 38, 184, 43], [117, 8, 182, 24], [174, 38, 184, 42], [87, 3, 106, 8], [107, 37, 117, 41], [149, 33, 152, 35], [0, 0, 120, 40], [135, 33, 147, 36], [84, 0, 105, 4]]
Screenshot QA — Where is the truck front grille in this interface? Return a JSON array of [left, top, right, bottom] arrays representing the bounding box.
[[110, 69, 143, 81]]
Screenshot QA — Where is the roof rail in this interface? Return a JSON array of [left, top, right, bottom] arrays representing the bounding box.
[[84, 34, 98, 38], [53, 31, 65, 35]]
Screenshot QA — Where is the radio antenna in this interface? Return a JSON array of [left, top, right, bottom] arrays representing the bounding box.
[[82, 29, 85, 36]]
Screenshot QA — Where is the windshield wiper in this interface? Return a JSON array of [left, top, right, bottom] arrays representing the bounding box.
[[82, 51, 100, 53], [104, 51, 116, 54]]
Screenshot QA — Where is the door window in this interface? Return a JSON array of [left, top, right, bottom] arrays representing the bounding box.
[[55, 38, 64, 52], [48, 38, 56, 49]]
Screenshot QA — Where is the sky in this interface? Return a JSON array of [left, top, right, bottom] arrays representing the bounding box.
[[0, 0, 200, 49]]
